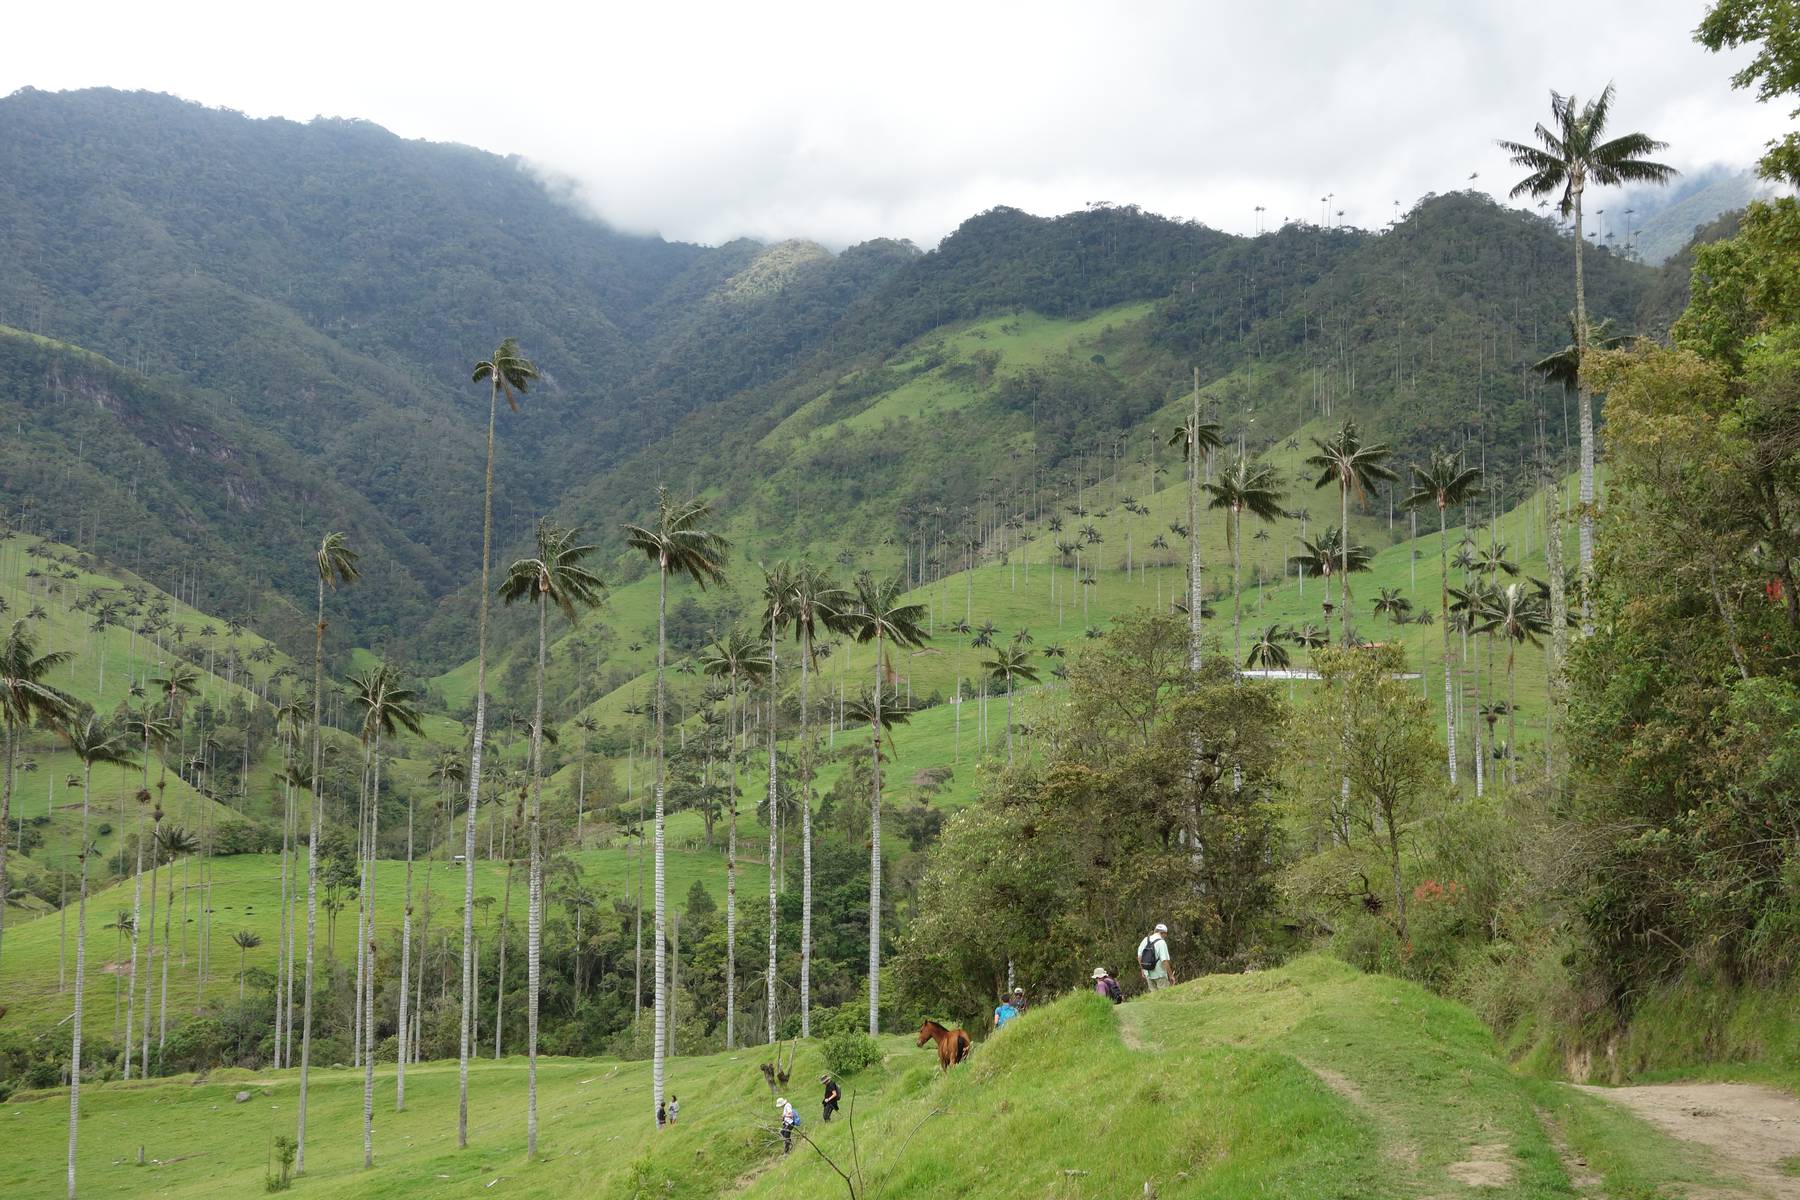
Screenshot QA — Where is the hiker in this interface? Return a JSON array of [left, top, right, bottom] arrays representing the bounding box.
[[1137, 922, 1175, 990], [820, 1074, 841, 1123], [993, 991, 1020, 1030], [668, 1095, 680, 1125], [657, 1100, 667, 1129], [1092, 966, 1123, 1003], [1011, 986, 1028, 1014], [776, 1096, 799, 1153]]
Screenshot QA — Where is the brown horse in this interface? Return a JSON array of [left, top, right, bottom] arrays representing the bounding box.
[[917, 1019, 971, 1071]]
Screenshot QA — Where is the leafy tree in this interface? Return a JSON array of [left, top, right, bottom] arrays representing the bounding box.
[[622, 489, 727, 1125]]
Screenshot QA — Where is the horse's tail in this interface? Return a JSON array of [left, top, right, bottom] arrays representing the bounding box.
[[954, 1031, 971, 1063]]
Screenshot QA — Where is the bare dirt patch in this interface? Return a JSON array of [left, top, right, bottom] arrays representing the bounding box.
[[1577, 1082, 1800, 1199], [1443, 1144, 1513, 1190]]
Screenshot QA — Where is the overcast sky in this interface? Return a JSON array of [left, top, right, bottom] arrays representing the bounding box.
[[5, 0, 1787, 248]]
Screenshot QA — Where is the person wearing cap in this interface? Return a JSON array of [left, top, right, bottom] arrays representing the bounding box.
[[820, 1073, 841, 1122], [776, 1096, 798, 1153], [1137, 923, 1175, 990], [1010, 986, 1028, 1014], [1092, 966, 1123, 1003]]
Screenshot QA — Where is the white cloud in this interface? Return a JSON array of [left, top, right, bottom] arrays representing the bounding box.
[[5, 0, 1788, 247]]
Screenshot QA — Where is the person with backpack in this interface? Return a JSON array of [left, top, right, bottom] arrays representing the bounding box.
[[1092, 967, 1123, 1003], [993, 991, 1021, 1031], [1137, 923, 1175, 991], [776, 1096, 799, 1153], [657, 1100, 667, 1129], [820, 1073, 841, 1122]]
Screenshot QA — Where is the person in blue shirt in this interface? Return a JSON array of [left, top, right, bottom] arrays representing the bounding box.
[[993, 993, 1020, 1031]]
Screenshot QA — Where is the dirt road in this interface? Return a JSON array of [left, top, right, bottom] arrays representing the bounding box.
[[1577, 1082, 1800, 1198]]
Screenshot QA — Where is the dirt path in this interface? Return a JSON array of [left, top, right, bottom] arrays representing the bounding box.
[[1577, 1082, 1800, 1198]]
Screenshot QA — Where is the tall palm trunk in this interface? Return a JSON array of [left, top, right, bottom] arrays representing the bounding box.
[[361, 728, 382, 1169], [458, 373, 502, 1149], [396, 777, 413, 1109], [868, 624, 884, 1036], [495, 825, 511, 1059], [1545, 472, 1569, 782], [1438, 507, 1457, 786], [123, 746, 149, 1080], [525, 591, 547, 1156], [139, 816, 161, 1078], [353, 752, 371, 1069], [65, 762, 96, 1200], [652, 566, 669, 1122], [297, 576, 325, 1172], [1572, 180, 1595, 635], [1231, 508, 1244, 664], [799, 624, 813, 1038], [725, 675, 739, 1049], [1186, 369, 1203, 671], [766, 628, 780, 1044], [1339, 480, 1353, 645], [0, 722, 16, 970], [1507, 646, 1520, 788]]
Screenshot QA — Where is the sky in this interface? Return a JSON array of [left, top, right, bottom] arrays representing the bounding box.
[[4, 0, 1788, 249]]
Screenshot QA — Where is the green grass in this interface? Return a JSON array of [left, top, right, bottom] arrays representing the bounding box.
[[5, 954, 1719, 1198], [0, 844, 765, 1034]]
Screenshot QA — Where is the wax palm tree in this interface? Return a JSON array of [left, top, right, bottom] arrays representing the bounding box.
[[296, 533, 357, 1172], [1306, 420, 1397, 645], [1245, 625, 1292, 671], [1502, 85, 1674, 632], [347, 663, 423, 1166], [500, 520, 604, 1155], [1288, 529, 1371, 625], [455, 337, 536, 1148], [1405, 452, 1484, 786], [1450, 581, 1498, 796], [845, 572, 928, 1034], [700, 626, 769, 1049], [1291, 623, 1329, 654], [59, 712, 130, 1200], [232, 930, 262, 1000], [775, 563, 852, 1038], [1475, 583, 1550, 787], [981, 644, 1040, 763], [0, 620, 76, 971], [622, 488, 728, 1125], [758, 560, 797, 1043], [1373, 588, 1413, 625], [1205, 455, 1288, 663], [152, 822, 198, 1059], [842, 688, 915, 761], [1167, 390, 1226, 671], [118, 707, 172, 1080]]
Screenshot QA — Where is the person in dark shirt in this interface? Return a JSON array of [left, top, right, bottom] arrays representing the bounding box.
[[820, 1073, 841, 1122]]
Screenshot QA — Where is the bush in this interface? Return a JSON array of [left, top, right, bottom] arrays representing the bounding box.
[[820, 1030, 881, 1078]]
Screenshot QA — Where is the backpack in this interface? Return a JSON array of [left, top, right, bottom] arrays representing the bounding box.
[[1138, 938, 1160, 972], [1103, 977, 1123, 1004]]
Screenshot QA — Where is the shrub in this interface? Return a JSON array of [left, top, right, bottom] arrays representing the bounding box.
[[821, 1030, 881, 1078]]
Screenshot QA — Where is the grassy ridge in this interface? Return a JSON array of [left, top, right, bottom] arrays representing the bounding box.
[[4, 955, 1717, 1198]]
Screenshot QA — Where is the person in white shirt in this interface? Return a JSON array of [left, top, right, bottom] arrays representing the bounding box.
[[1137, 922, 1175, 991], [776, 1096, 798, 1153]]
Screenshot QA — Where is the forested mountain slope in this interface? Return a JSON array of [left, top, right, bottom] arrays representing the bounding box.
[[0, 87, 1677, 676]]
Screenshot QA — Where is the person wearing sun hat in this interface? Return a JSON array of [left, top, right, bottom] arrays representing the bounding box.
[[776, 1096, 798, 1152], [1092, 966, 1123, 1003], [1136, 922, 1175, 990]]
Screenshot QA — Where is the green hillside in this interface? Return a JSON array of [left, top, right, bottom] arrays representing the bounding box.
[[1, 957, 1723, 1198]]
